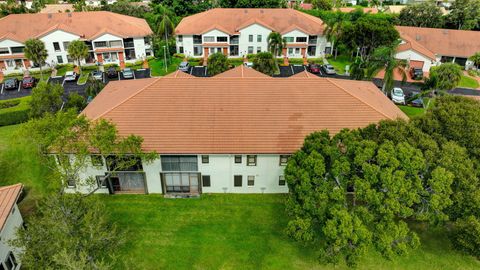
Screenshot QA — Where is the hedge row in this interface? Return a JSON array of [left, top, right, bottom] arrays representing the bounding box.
[[0, 97, 31, 126]]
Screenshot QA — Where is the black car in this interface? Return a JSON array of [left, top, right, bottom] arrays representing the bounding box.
[[406, 91, 424, 107], [106, 67, 118, 79], [410, 67, 423, 80], [4, 78, 19, 90]]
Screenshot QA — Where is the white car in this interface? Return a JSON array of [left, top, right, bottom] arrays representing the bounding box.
[[64, 71, 77, 82], [391, 87, 406, 105], [243, 62, 253, 68]]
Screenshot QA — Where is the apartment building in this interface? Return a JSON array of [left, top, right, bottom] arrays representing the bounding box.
[[0, 184, 23, 270], [174, 8, 328, 61], [0, 11, 153, 73]]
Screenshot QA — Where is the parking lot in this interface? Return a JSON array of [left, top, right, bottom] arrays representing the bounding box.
[[0, 68, 151, 100]]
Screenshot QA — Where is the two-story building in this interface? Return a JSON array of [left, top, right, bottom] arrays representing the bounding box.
[[75, 66, 407, 195], [0, 184, 23, 270], [0, 11, 153, 73], [174, 8, 327, 62]]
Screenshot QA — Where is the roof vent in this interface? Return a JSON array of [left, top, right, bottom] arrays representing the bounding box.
[[244, 9, 248, 13], [415, 34, 421, 41], [67, 13, 72, 17], [48, 14, 52, 19], [443, 29, 449, 34], [260, 9, 264, 13]]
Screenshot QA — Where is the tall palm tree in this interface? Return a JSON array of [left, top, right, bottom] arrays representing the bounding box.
[[24, 38, 48, 80], [152, 4, 175, 61], [67, 40, 89, 74], [469, 52, 480, 70], [324, 19, 343, 59], [267, 31, 286, 74], [366, 43, 407, 94]]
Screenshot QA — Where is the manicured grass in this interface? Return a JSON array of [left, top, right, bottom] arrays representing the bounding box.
[[0, 124, 56, 216], [149, 57, 183, 77], [459, 75, 480, 89], [0, 96, 31, 126], [102, 194, 480, 270], [326, 54, 352, 75], [2, 71, 50, 83], [399, 105, 425, 118]]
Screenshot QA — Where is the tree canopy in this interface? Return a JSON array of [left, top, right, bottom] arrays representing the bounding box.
[[398, 2, 444, 28], [207, 52, 230, 76], [29, 82, 64, 118], [428, 63, 463, 92], [24, 38, 48, 78], [252, 52, 277, 76]]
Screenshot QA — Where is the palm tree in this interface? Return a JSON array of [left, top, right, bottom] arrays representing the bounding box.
[[267, 31, 286, 74], [67, 40, 89, 74], [324, 19, 343, 59], [469, 52, 480, 70], [152, 4, 175, 61], [24, 38, 48, 80], [366, 44, 408, 94]]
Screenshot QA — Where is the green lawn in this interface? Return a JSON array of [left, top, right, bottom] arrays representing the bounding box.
[[103, 194, 480, 270], [149, 57, 183, 77], [459, 75, 480, 89], [326, 54, 352, 75], [399, 105, 425, 118]]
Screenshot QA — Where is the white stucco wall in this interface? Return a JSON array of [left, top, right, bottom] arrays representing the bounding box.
[[0, 204, 23, 269], [238, 24, 272, 56], [40, 30, 81, 66], [395, 49, 436, 72]]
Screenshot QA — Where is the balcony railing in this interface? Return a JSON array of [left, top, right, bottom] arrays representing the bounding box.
[[308, 39, 317, 45], [123, 41, 134, 48]]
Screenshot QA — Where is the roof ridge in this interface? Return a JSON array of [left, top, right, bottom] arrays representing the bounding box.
[[0, 183, 22, 192], [325, 78, 395, 120], [92, 78, 161, 121]]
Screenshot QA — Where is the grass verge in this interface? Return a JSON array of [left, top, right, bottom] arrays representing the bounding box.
[[326, 54, 352, 75], [0, 97, 31, 126], [399, 105, 425, 118], [459, 75, 480, 89], [149, 57, 183, 76]]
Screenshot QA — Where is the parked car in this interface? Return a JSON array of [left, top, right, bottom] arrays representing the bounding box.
[[410, 67, 423, 80], [322, 64, 336, 75], [406, 91, 424, 107], [391, 87, 406, 105], [3, 78, 18, 90], [64, 71, 77, 82], [178, 61, 190, 72], [122, 68, 134, 79], [21, 76, 36, 89], [243, 62, 253, 68], [106, 67, 118, 79], [91, 71, 103, 81], [307, 64, 321, 74]]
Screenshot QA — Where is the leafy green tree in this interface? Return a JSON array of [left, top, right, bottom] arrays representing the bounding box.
[[267, 32, 285, 74], [312, 0, 332, 10], [349, 56, 366, 80], [11, 193, 123, 269], [398, 2, 444, 28], [149, 4, 176, 60], [324, 17, 343, 58], [367, 44, 408, 93], [67, 40, 89, 74], [24, 38, 48, 80], [469, 52, 480, 69], [152, 0, 210, 16], [102, 0, 151, 18], [218, 0, 283, 8], [29, 81, 64, 118], [429, 63, 462, 92], [252, 52, 276, 76], [207, 52, 229, 76], [285, 128, 454, 266], [65, 93, 87, 113], [451, 216, 480, 258], [445, 0, 480, 30], [86, 76, 105, 98]]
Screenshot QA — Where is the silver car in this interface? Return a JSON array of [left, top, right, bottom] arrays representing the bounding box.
[[64, 71, 77, 82], [391, 87, 406, 105], [322, 64, 336, 75], [91, 71, 103, 81], [122, 68, 134, 79], [178, 61, 190, 72]]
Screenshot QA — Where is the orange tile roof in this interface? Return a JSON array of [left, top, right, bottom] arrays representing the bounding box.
[[82, 68, 407, 154], [164, 70, 196, 78], [175, 8, 325, 36], [0, 54, 25, 60], [40, 4, 74, 13], [0, 184, 22, 232], [0, 11, 153, 43], [94, 47, 125, 53], [396, 26, 480, 58], [215, 65, 269, 78], [338, 7, 379, 14], [202, 43, 229, 47]]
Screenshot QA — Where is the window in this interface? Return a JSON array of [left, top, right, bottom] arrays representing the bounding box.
[[279, 155, 290, 166], [234, 155, 242, 164], [91, 155, 103, 166], [217, 36, 227, 42], [283, 37, 294, 43], [161, 155, 198, 171], [257, 35, 262, 42], [4, 252, 17, 270], [229, 45, 239, 56], [234, 175, 242, 187], [209, 47, 215, 55], [247, 176, 255, 186], [125, 48, 136, 60], [10, 46, 24, 54], [202, 175, 211, 187], [279, 175, 286, 186], [204, 36, 215, 42], [56, 55, 64, 64], [201, 155, 209, 164], [288, 48, 293, 55], [179, 46, 184, 54], [105, 155, 143, 171], [94, 41, 107, 48], [144, 37, 151, 45], [248, 35, 253, 42], [216, 47, 222, 53], [295, 48, 300, 54], [193, 35, 202, 44], [53, 42, 61, 52], [109, 40, 122, 47], [230, 35, 239, 44], [194, 46, 202, 56], [296, 37, 307, 42], [177, 35, 183, 42], [0, 47, 9, 54], [248, 46, 254, 54], [96, 175, 107, 188], [256, 47, 261, 53], [123, 38, 134, 48], [63, 41, 70, 51], [146, 49, 153, 56], [247, 155, 257, 166]]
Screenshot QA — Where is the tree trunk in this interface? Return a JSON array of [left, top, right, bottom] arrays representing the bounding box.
[[164, 31, 169, 65]]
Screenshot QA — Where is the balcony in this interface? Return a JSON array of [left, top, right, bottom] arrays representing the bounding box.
[[123, 41, 134, 48], [230, 36, 239, 45]]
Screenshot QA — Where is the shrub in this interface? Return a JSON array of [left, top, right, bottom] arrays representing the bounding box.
[[65, 93, 87, 113], [253, 52, 277, 76], [468, 70, 479, 77], [0, 97, 31, 126], [207, 53, 229, 76], [173, 53, 185, 59], [451, 216, 480, 258]]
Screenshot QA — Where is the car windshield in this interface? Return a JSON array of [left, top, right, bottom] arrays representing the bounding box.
[[393, 89, 403, 96], [326, 65, 334, 69], [23, 77, 33, 82], [180, 62, 188, 67]]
